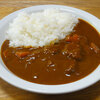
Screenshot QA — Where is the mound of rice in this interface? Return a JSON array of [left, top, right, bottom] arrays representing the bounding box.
[[6, 8, 78, 48]]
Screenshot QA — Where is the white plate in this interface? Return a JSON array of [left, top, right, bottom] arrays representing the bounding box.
[[0, 5, 100, 94]]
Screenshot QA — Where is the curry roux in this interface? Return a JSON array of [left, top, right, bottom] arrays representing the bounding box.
[[1, 19, 100, 85]]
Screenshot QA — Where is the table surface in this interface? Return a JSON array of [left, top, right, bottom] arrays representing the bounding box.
[[0, 0, 100, 100]]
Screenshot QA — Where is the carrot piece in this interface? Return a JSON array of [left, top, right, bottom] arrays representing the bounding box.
[[65, 34, 79, 42], [72, 34, 80, 41], [90, 43, 100, 53], [15, 51, 29, 58]]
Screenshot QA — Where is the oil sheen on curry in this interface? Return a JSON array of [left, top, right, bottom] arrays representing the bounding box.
[[1, 19, 100, 85]]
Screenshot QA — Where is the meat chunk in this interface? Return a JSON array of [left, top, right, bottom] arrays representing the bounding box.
[[47, 60, 55, 67], [90, 42, 100, 53], [64, 60, 77, 76], [80, 36, 88, 46], [15, 51, 30, 58], [31, 48, 43, 56], [32, 50, 41, 55], [62, 43, 81, 60], [47, 60, 56, 72], [43, 46, 59, 55]]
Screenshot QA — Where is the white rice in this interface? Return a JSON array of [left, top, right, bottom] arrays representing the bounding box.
[[6, 8, 79, 48]]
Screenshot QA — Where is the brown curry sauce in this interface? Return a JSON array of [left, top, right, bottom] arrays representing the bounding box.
[[1, 19, 100, 85]]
